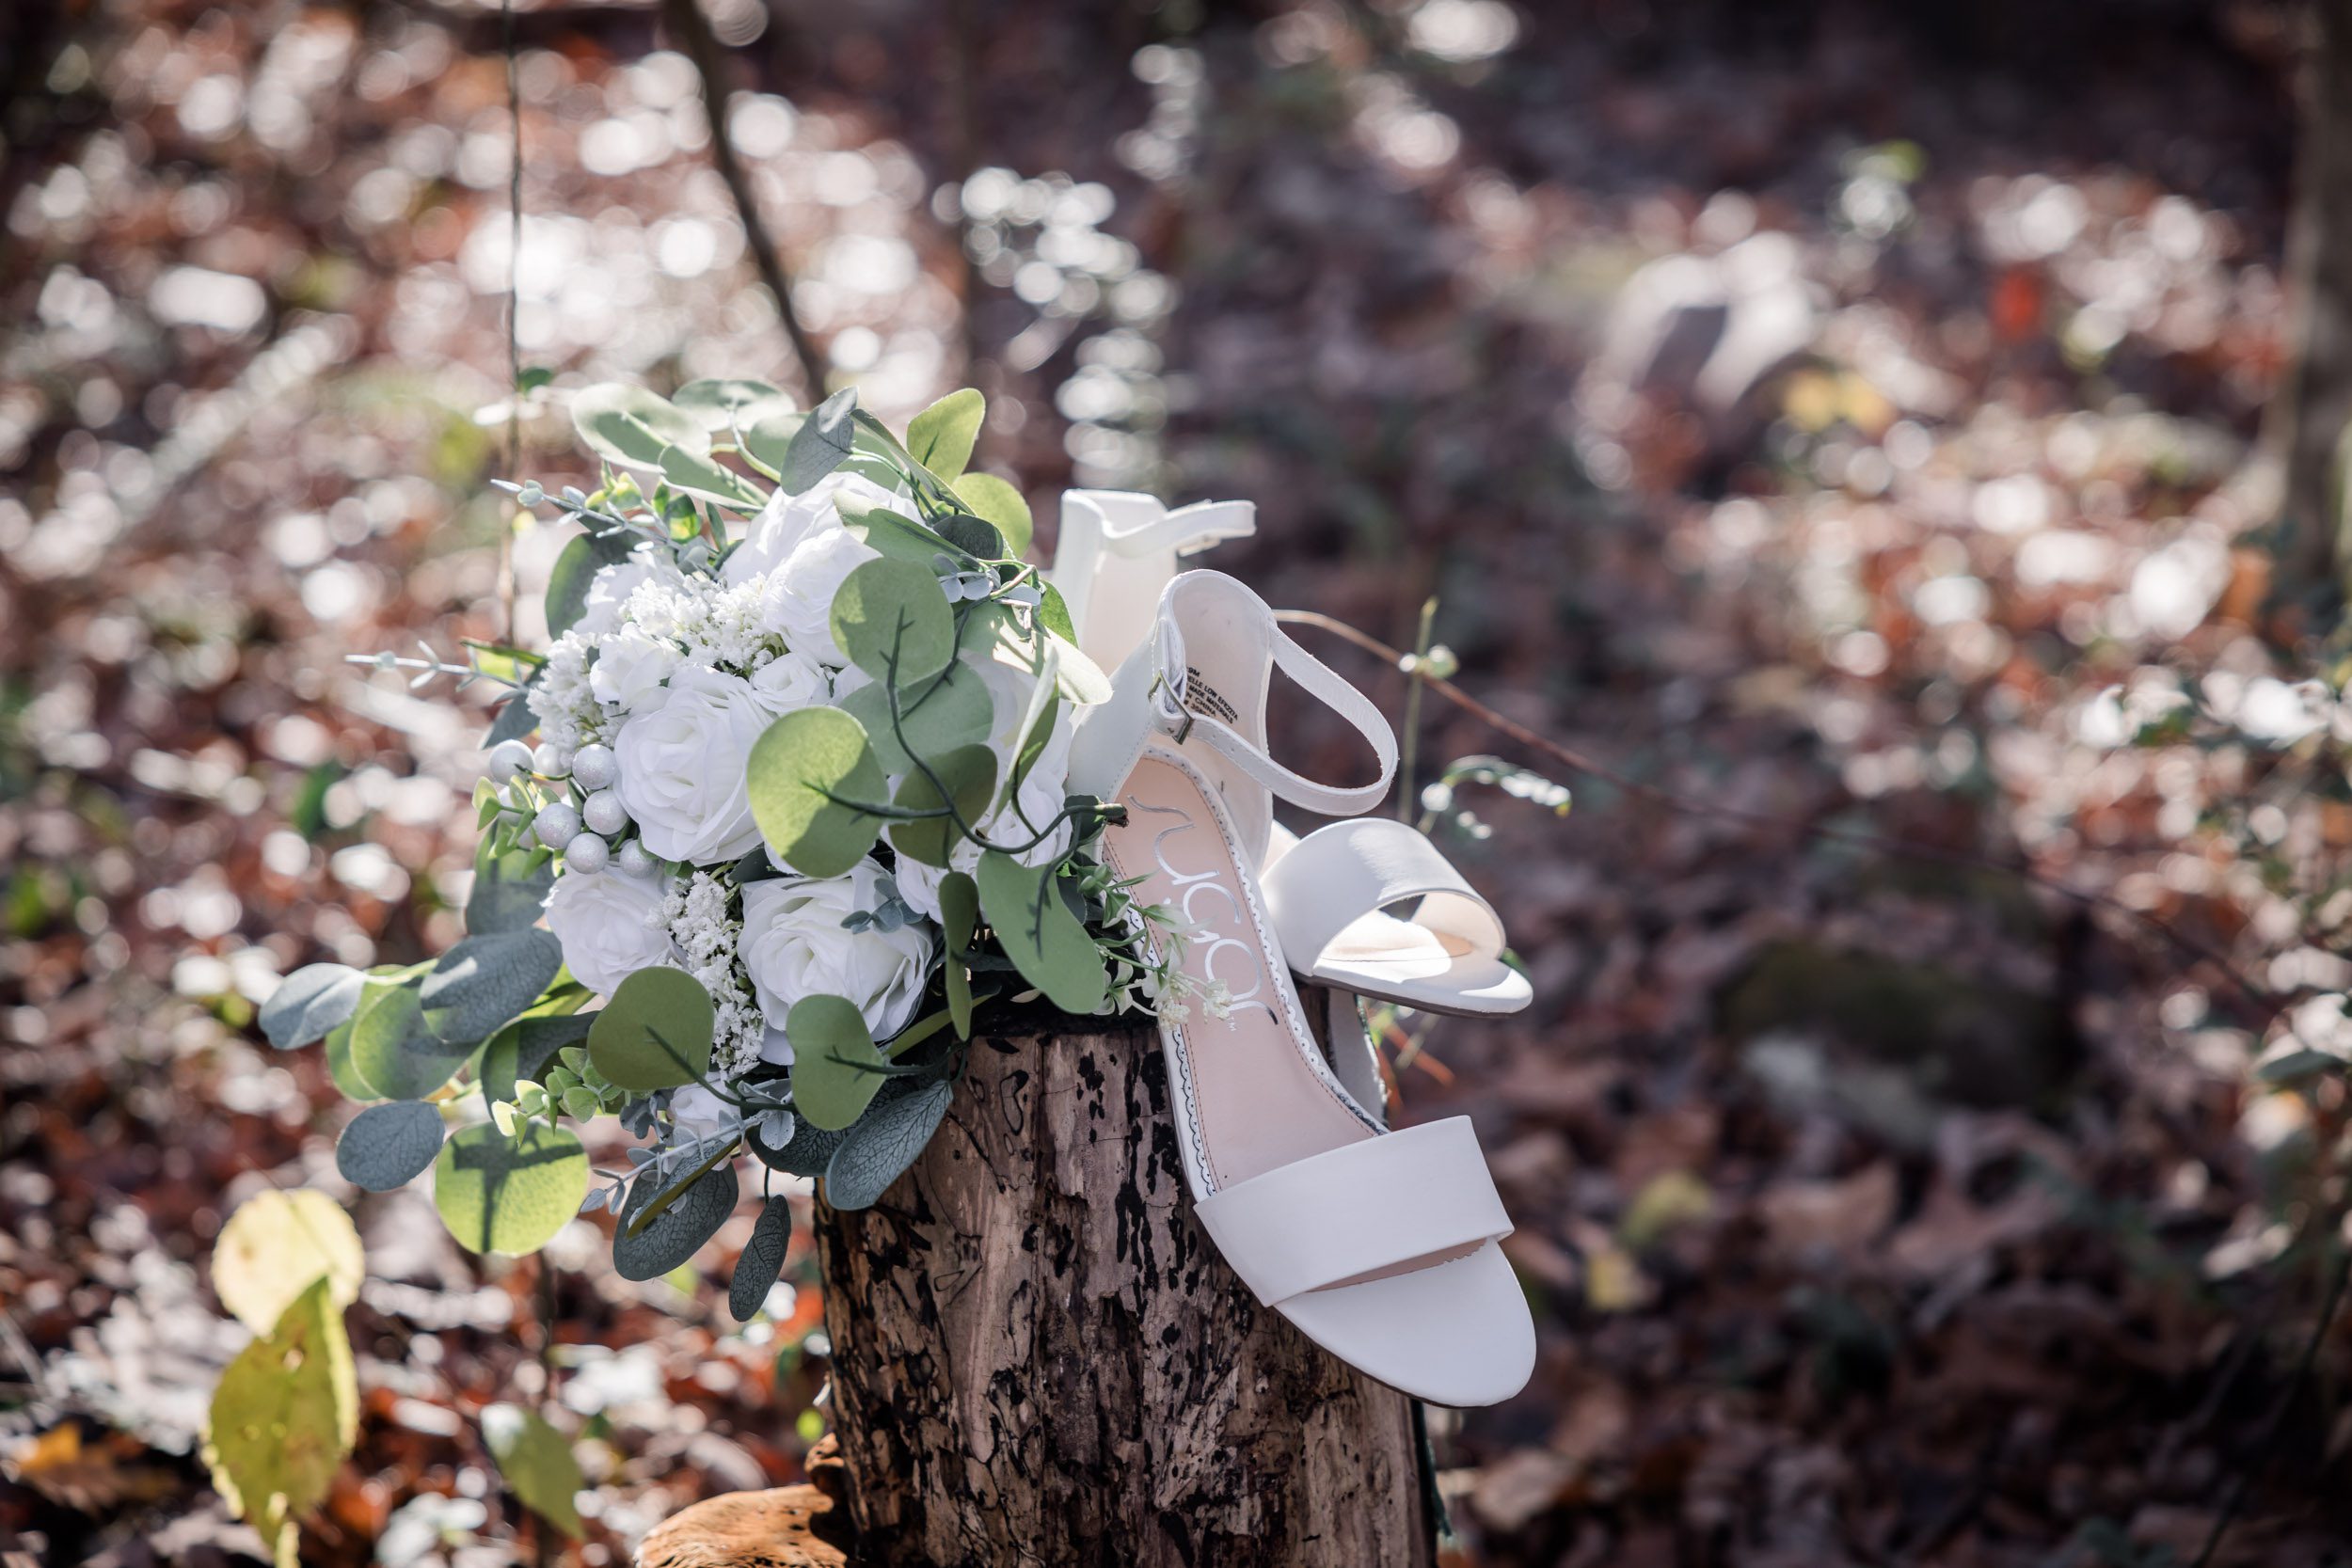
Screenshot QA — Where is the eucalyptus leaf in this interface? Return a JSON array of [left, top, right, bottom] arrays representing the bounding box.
[[748, 1115, 844, 1177], [485, 668, 544, 748], [746, 706, 889, 878], [673, 377, 791, 430], [659, 444, 768, 510], [940, 871, 978, 1038], [545, 528, 643, 639], [831, 558, 955, 686], [783, 995, 889, 1131], [481, 1008, 596, 1102], [824, 1080, 956, 1211], [841, 501, 972, 566], [468, 843, 553, 935], [586, 967, 714, 1093], [976, 851, 1108, 1014], [260, 963, 365, 1051], [888, 745, 997, 868], [433, 1121, 590, 1256], [336, 1101, 447, 1192], [728, 1196, 793, 1322], [906, 388, 984, 481], [837, 660, 993, 775], [323, 1015, 375, 1101], [570, 383, 707, 467], [420, 929, 564, 1046], [349, 980, 470, 1101], [775, 387, 857, 494], [1037, 581, 1078, 644], [612, 1158, 739, 1281], [951, 471, 1032, 556]]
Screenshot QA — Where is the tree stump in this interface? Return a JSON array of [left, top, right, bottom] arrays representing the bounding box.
[[644, 1006, 1433, 1568]]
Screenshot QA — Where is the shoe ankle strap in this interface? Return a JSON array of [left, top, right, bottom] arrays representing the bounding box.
[[1063, 490, 1257, 559], [1067, 572, 1396, 816]]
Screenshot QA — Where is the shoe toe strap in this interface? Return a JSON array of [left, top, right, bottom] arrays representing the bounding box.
[[1261, 817, 1506, 974], [1193, 1117, 1511, 1306]]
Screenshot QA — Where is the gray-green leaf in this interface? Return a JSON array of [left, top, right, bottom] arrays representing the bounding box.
[[783, 995, 889, 1132], [261, 963, 365, 1051], [746, 706, 888, 878], [585, 967, 714, 1093], [570, 383, 707, 467], [612, 1159, 739, 1281], [728, 1196, 793, 1322], [420, 929, 564, 1046], [468, 844, 553, 935], [349, 979, 470, 1101], [483, 1403, 583, 1538], [660, 445, 768, 510], [776, 387, 857, 495], [824, 1081, 955, 1210], [336, 1101, 447, 1192], [545, 528, 643, 639], [434, 1121, 590, 1256], [837, 660, 993, 777], [951, 471, 1032, 557]]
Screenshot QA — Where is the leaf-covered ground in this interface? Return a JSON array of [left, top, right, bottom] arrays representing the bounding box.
[[5, 2, 2348, 1563]]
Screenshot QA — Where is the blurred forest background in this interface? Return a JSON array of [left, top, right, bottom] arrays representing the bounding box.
[[11, 0, 2352, 1563]]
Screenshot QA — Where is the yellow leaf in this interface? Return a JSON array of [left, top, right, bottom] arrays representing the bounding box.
[[211, 1190, 363, 1335], [201, 1277, 358, 1567]]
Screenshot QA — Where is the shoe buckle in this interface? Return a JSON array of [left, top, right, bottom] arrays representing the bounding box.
[[1147, 672, 1195, 744]]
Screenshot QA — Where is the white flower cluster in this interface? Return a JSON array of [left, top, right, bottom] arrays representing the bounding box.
[[661, 870, 766, 1077]]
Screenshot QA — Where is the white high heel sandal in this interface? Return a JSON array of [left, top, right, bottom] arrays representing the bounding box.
[[1068, 571, 1535, 1407], [1048, 489, 1533, 1031]]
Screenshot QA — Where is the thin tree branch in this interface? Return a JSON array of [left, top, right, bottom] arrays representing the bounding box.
[[1274, 609, 2289, 1024], [499, 0, 523, 643], [660, 0, 828, 397]]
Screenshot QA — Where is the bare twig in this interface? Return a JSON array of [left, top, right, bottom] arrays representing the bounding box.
[[660, 0, 827, 397], [1274, 609, 2287, 1022]]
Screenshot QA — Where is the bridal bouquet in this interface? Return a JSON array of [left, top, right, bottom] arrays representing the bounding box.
[[262, 380, 1184, 1309]]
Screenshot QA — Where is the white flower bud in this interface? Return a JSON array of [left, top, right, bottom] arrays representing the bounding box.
[[532, 742, 572, 776], [614, 840, 658, 878], [532, 800, 583, 847], [562, 832, 611, 874], [485, 738, 533, 784], [581, 789, 628, 836], [571, 742, 618, 791]]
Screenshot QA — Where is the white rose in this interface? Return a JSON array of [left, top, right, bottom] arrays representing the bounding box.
[[612, 665, 773, 864], [748, 647, 832, 715], [575, 546, 663, 638], [896, 648, 1076, 923], [740, 860, 934, 1041], [670, 1079, 737, 1136], [588, 624, 682, 713], [758, 525, 882, 665], [544, 866, 675, 997], [724, 471, 914, 586]]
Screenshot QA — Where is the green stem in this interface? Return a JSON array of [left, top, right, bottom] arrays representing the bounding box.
[[1399, 595, 1437, 823]]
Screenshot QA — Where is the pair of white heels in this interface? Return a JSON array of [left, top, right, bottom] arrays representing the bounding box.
[[1047, 492, 1536, 1409]]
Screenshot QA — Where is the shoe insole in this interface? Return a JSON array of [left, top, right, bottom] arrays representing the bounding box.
[[1103, 752, 1374, 1191]]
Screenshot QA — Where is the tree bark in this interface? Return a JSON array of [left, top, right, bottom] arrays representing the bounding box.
[[643, 1006, 1433, 1568], [2265, 0, 2352, 610]]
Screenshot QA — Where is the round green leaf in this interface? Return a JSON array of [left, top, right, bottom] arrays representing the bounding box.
[[906, 388, 984, 481], [433, 1121, 590, 1256], [784, 994, 888, 1131], [747, 706, 889, 877], [586, 967, 714, 1093], [888, 745, 998, 868], [951, 471, 1032, 557], [830, 558, 955, 685], [672, 378, 791, 430], [837, 659, 993, 776], [260, 963, 365, 1051], [349, 980, 471, 1101], [612, 1159, 740, 1281], [976, 850, 1109, 1014], [570, 383, 707, 467], [336, 1101, 448, 1193]]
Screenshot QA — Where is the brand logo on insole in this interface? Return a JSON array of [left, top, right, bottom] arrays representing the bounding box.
[[1127, 796, 1279, 1026]]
